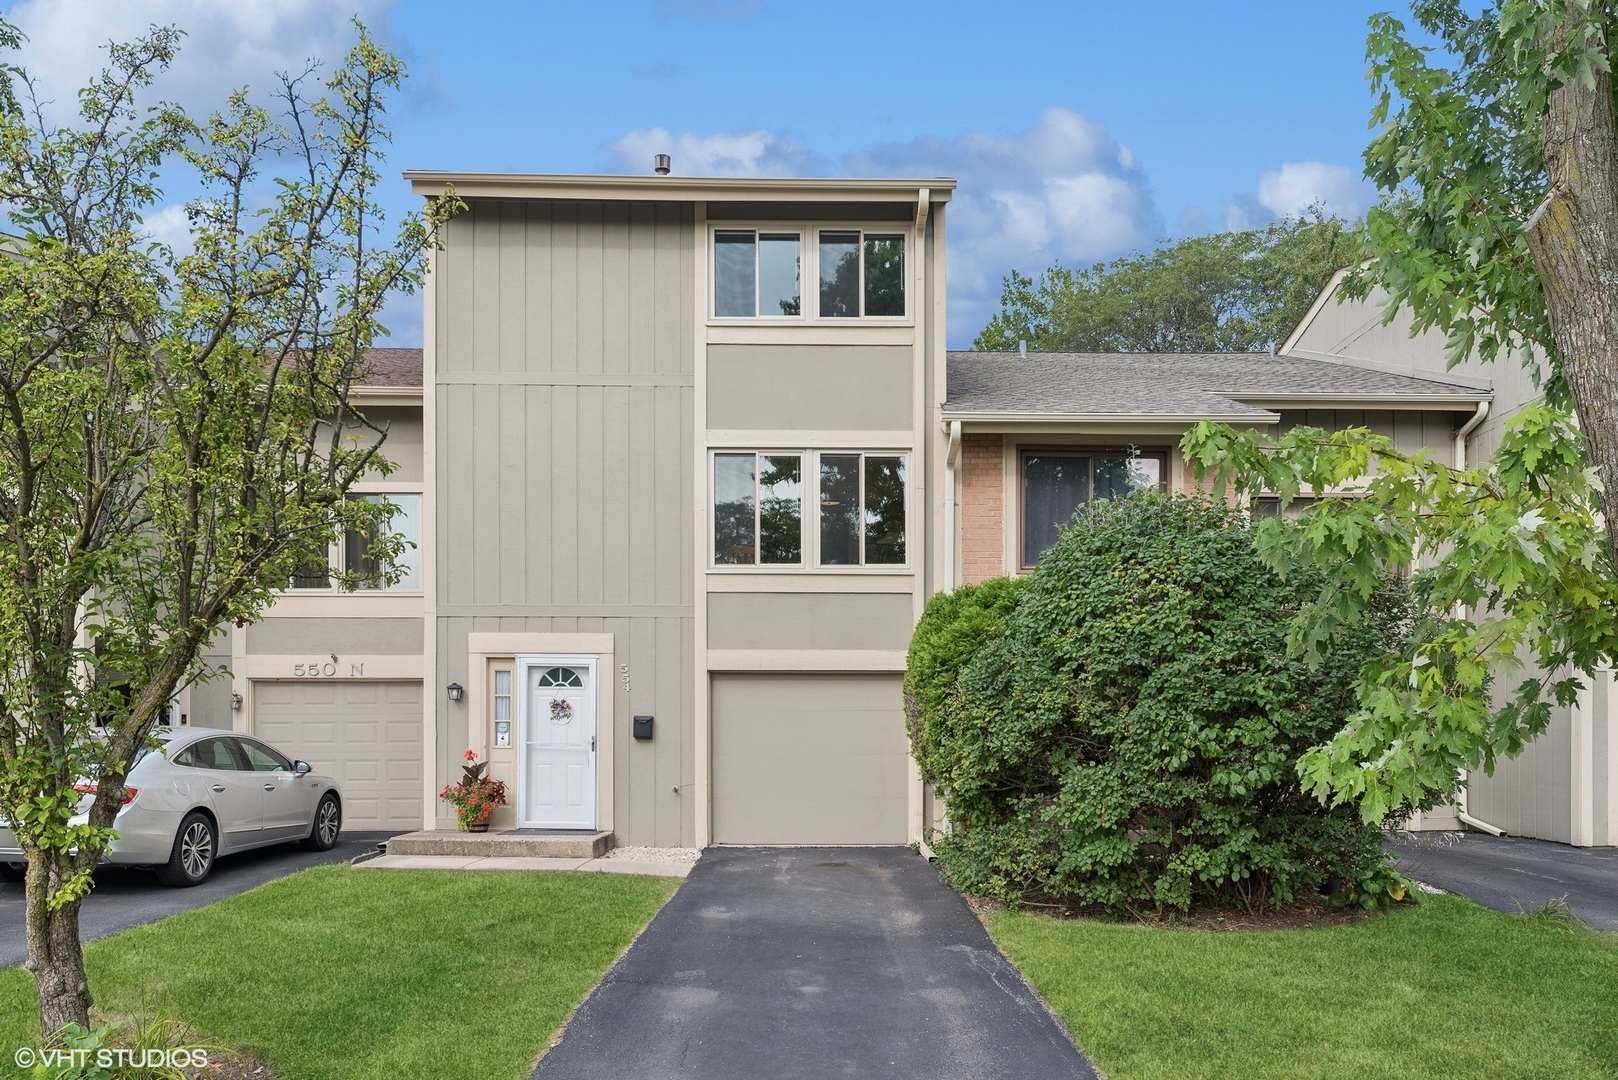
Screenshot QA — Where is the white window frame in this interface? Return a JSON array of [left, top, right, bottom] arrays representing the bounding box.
[[283, 485, 425, 595], [707, 222, 914, 325], [707, 449, 911, 572]]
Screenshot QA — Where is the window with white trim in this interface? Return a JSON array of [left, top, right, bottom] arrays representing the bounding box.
[[713, 231, 802, 318], [818, 231, 904, 317], [711, 451, 906, 568], [711, 226, 906, 320], [288, 493, 421, 590]]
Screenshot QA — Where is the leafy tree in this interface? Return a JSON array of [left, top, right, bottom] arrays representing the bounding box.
[[975, 212, 1358, 353], [0, 22, 458, 1033], [1184, 2, 1618, 823], [907, 495, 1406, 914]]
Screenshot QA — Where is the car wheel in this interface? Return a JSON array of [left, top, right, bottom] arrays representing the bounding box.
[[0, 862, 23, 884], [155, 811, 216, 888], [301, 793, 341, 852]]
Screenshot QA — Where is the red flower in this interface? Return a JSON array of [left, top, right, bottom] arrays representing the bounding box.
[[464, 749, 477, 762]]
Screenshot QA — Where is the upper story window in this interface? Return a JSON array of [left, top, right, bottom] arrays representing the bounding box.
[[714, 453, 804, 565], [714, 231, 802, 318], [289, 493, 421, 591], [712, 451, 906, 568], [819, 232, 905, 317], [711, 226, 906, 320], [1021, 450, 1164, 569]]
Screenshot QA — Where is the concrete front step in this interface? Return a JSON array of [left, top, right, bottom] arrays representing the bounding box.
[[384, 829, 613, 859]]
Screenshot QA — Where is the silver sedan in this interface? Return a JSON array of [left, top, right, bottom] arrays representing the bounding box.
[[0, 728, 342, 887]]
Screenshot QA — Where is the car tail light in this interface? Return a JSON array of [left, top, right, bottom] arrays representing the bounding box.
[[73, 784, 138, 805]]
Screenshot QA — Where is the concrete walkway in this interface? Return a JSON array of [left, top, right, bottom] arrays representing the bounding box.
[[532, 847, 1095, 1080], [354, 853, 695, 877], [1391, 832, 1618, 930]]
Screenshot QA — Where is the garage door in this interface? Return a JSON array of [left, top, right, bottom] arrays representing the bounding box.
[[253, 680, 423, 831], [712, 673, 908, 845]]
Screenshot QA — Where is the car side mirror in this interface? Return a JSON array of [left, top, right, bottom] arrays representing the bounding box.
[[294, 760, 312, 776]]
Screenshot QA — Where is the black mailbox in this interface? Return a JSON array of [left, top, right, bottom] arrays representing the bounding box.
[[632, 715, 654, 740]]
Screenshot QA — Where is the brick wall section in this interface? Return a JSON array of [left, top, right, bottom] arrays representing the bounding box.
[[961, 434, 1006, 583]]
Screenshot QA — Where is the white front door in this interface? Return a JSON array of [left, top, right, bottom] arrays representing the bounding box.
[[518, 656, 598, 830]]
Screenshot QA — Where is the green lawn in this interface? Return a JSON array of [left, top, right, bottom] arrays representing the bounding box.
[[1, 866, 678, 1080], [992, 894, 1618, 1080]]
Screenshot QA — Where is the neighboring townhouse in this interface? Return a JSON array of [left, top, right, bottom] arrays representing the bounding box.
[[1285, 272, 1618, 847], [180, 349, 428, 834]]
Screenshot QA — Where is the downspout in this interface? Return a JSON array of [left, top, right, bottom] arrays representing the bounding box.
[[944, 420, 962, 592], [1451, 400, 1506, 836]]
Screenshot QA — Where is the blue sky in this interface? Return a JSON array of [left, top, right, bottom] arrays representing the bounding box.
[[4, 0, 1399, 345]]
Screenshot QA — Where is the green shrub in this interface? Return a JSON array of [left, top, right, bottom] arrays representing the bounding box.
[[911, 493, 1407, 914], [904, 575, 1027, 771]]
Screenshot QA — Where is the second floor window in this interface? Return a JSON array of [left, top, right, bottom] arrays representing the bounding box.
[[712, 451, 906, 568]]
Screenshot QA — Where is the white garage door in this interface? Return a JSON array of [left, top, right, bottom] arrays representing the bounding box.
[[253, 680, 423, 831], [712, 673, 909, 845]]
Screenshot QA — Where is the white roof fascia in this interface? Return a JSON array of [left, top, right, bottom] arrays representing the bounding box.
[[403, 172, 956, 203]]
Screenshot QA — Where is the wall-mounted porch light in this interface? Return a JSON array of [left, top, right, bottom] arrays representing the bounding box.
[[230, 693, 243, 711], [446, 682, 464, 702]]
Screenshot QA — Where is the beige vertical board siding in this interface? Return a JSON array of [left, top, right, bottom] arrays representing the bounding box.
[[1469, 702, 1575, 842], [691, 201, 710, 848], [433, 199, 696, 845]]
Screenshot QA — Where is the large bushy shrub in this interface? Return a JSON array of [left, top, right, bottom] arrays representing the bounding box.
[[909, 493, 1406, 914]]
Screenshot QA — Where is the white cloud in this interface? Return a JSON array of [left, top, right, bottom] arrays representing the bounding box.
[[848, 107, 1158, 343], [6, 0, 396, 120], [1253, 160, 1369, 221], [607, 127, 823, 177]]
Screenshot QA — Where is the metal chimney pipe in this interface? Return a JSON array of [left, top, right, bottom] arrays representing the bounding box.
[[654, 154, 671, 176]]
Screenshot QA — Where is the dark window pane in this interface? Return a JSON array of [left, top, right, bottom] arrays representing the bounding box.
[[343, 494, 386, 590], [238, 739, 292, 772], [714, 454, 756, 564], [289, 557, 330, 589], [819, 454, 861, 565], [191, 737, 242, 771], [1094, 455, 1160, 501], [863, 235, 905, 316], [759, 455, 802, 564], [714, 232, 756, 317], [758, 233, 801, 316], [864, 456, 906, 564], [1023, 455, 1090, 566], [819, 232, 860, 317]]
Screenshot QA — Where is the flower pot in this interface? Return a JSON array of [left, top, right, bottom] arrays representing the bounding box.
[[467, 809, 493, 833]]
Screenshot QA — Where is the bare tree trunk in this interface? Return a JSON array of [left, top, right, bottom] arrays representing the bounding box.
[[23, 852, 90, 1032], [1523, 60, 1618, 561]]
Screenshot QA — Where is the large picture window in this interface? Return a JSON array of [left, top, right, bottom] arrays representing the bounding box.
[[1021, 450, 1163, 568], [713, 453, 804, 565], [713, 230, 802, 318], [712, 451, 906, 568]]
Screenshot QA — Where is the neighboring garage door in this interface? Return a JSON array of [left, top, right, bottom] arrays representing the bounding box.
[[712, 673, 908, 845], [253, 680, 423, 831]]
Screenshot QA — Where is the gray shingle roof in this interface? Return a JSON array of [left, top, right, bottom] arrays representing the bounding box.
[[944, 351, 1488, 420]]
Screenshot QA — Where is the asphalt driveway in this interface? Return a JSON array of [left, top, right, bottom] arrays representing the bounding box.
[[1391, 832, 1618, 930], [533, 846, 1094, 1080], [0, 830, 394, 967]]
